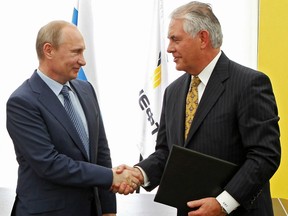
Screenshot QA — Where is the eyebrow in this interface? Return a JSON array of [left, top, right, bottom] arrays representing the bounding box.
[[168, 35, 178, 40]]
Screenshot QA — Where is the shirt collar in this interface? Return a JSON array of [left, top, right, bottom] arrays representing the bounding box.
[[194, 51, 222, 86], [37, 69, 72, 96]]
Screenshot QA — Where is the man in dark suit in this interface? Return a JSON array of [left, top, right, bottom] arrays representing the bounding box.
[[117, 1, 281, 216], [6, 20, 139, 216]]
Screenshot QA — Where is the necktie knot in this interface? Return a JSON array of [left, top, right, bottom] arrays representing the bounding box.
[[191, 76, 201, 88], [61, 85, 70, 98]]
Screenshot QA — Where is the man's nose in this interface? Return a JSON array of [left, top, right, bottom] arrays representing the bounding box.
[[78, 54, 86, 66]]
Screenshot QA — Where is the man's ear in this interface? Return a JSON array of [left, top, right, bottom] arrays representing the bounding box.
[[198, 30, 210, 49], [43, 42, 54, 59]]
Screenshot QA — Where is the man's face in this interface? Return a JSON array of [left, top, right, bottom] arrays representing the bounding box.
[[167, 19, 203, 74], [50, 26, 86, 84]]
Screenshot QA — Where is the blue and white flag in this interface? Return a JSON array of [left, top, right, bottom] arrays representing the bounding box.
[[137, 0, 168, 159], [72, 0, 98, 94]]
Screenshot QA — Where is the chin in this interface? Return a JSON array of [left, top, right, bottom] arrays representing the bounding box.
[[71, 74, 78, 80], [175, 65, 184, 71]]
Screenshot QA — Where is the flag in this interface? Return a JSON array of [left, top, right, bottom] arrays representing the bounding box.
[[137, 0, 168, 159], [72, 0, 98, 94]]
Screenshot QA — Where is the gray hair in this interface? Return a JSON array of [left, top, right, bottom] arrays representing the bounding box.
[[170, 1, 223, 48]]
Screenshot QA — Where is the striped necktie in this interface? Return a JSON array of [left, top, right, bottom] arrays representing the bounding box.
[[61, 85, 90, 158], [185, 76, 201, 140]]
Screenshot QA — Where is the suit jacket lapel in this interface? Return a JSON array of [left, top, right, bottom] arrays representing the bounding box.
[[185, 53, 230, 145], [171, 74, 191, 146], [29, 72, 90, 160]]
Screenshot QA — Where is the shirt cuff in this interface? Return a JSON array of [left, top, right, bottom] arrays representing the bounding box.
[[134, 166, 150, 187], [216, 190, 240, 214]]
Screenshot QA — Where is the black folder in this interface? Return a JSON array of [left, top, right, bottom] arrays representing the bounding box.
[[154, 145, 238, 212]]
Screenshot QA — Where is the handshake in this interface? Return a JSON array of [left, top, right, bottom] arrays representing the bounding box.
[[111, 165, 144, 195]]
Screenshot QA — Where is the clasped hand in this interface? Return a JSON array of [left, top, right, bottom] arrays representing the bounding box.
[[110, 164, 144, 195]]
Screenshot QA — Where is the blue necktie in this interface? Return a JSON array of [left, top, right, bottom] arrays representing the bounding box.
[[61, 85, 90, 158]]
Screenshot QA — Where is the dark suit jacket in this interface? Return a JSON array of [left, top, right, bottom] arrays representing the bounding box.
[[137, 53, 281, 216], [7, 71, 116, 216]]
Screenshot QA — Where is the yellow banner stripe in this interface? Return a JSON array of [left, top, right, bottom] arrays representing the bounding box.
[[153, 65, 161, 89]]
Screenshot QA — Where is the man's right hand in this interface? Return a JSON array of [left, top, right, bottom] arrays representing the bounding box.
[[110, 164, 143, 195]]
